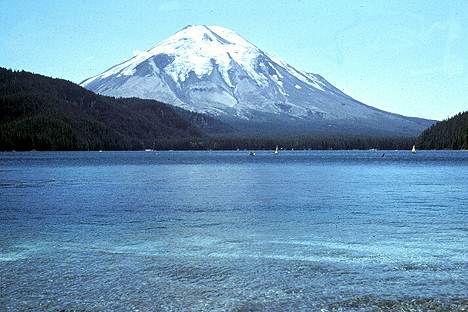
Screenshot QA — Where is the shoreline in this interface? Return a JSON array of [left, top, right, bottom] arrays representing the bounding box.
[[1, 149, 467, 153]]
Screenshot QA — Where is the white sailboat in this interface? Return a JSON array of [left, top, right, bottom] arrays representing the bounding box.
[[274, 145, 279, 154], [411, 145, 416, 154]]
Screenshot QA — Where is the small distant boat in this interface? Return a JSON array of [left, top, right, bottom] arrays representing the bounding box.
[[411, 145, 416, 154], [144, 149, 153, 152], [249, 151, 256, 156], [274, 145, 279, 154]]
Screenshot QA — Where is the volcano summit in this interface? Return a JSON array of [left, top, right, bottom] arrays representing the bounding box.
[[81, 25, 434, 136]]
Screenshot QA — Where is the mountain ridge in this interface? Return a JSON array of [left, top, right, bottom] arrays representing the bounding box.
[[81, 25, 435, 136]]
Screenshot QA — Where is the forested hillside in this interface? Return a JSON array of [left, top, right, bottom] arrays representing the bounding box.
[[416, 111, 468, 149], [1, 68, 423, 151], [0, 68, 228, 150]]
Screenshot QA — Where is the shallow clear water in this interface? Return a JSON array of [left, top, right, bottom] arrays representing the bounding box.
[[0, 151, 467, 311]]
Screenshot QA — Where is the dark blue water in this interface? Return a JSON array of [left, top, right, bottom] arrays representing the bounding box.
[[1, 151, 467, 311]]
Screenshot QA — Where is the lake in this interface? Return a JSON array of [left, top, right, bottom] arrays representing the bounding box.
[[1, 151, 467, 311]]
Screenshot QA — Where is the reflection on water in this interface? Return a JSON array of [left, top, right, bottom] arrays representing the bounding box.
[[0, 151, 467, 311]]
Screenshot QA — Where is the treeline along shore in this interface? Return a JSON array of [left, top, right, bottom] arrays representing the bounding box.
[[1, 67, 466, 151]]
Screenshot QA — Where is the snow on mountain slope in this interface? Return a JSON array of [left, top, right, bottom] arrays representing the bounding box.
[[81, 25, 434, 135]]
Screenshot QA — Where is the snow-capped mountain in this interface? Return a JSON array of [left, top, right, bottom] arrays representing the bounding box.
[[81, 25, 434, 135]]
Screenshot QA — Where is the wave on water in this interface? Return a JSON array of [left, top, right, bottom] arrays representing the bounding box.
[[326, 296, 468, 312], [0, 179, 56, 189]]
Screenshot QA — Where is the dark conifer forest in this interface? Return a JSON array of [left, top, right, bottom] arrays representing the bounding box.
[[0, 68, 227, 150], [1, 67, 422, 151], [416, 111, 468, 150]]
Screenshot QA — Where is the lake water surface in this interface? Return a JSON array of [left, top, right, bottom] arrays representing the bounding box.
[[1, 151, 467, 311]]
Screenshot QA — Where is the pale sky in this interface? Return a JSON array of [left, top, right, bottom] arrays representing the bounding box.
[[1, 0, 467, 120]]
